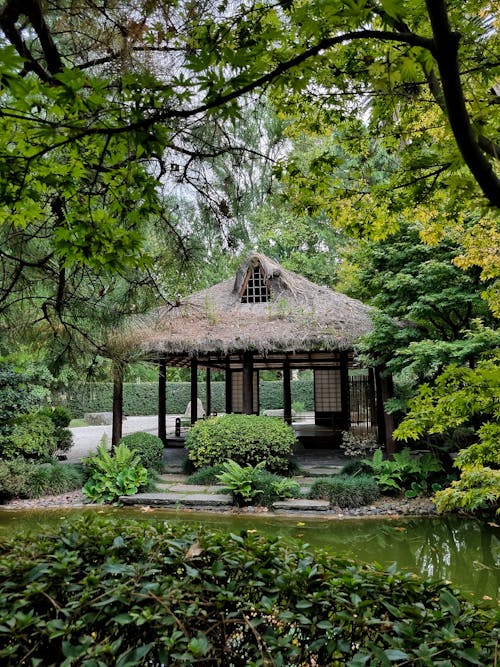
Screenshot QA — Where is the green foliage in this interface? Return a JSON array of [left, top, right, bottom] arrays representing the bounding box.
[[216, 459, 267, 505], [186, 465, 225, 485], [0, 516, 496, 666], [39, 406, 73, 453], [309, 475, 380, 508], [185, 414, 297, 472], [0, 460, 84, 500], [216, 459, 301, 507], [433, 466, 500, 516], [0, 361, 51, 433], [395, 355, 500, 443], [395, 353, 500, 512], [0, 413, 58, 461], [118, 432, 164, 472], [454, 434, 500, 469], [363, 449, 443, 494], [39, 406, 71, 428], [82, 441, 148, 504]]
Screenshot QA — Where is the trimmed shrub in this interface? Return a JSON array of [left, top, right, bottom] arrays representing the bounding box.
[[119, 432, 164, 472], [0, 459, 84, 500], [0, 412, 58, 461], [309, 474, 380, 508], [185, 414, 297, 472], [0, 516, 496, 666]]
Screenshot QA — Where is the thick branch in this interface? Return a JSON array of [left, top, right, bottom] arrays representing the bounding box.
[[425, 0, 500, 207], [0, 0, 63, 78]]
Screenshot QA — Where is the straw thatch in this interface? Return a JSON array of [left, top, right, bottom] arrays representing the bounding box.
[[109, 253, 374, 360]]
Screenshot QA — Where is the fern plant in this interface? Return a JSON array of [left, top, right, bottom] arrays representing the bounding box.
[[82, 439, 148, 504], [363, 448, 442, 494]]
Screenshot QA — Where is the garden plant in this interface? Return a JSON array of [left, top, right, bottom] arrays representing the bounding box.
[[0, 516, 496, 666], [185, 413, 297, 473]]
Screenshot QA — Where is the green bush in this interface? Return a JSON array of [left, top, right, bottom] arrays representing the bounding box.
[[309, 474, 380, 508], [0, 459, 84, 500], [39, 405, 72, 428], [0, 516, 496, 666], [0, 412, 58, 461], [39, 406, 74, 453], [82, 441, 148, 504], [119, 432, 164, 472], [185, 414, 297, 472], [186, 464, 225, 485]]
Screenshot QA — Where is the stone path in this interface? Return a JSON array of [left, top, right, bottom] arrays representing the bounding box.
[[119, 472, 436, 517]]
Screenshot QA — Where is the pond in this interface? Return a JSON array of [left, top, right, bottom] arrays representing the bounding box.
[[0, 507, 498, 602]]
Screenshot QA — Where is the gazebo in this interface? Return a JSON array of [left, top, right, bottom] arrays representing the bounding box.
[[108, 253, 395, 451]]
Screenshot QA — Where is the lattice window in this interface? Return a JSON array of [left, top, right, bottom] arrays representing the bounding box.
[[314, 369, 342, 411], [241, 266, 270, 303]]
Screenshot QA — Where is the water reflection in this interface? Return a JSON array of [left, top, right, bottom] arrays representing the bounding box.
[[0, 508, 498, 600]]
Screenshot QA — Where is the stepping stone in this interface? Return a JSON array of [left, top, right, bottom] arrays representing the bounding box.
[[120, 493, 233, 508], [272, 498, 330, 511], [167, 483, 218, 493]]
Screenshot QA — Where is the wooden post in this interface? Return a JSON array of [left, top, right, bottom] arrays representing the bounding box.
[[205, 367, 212, 416], [225, 356, 232, 414], [242, 351, 254, 415], [190, 357, 198, 424], [368, 367, 377, 427], [111, 360, 123, 450], [375, 367, 395, 455], [158, 357, 167, 445], [283, 357, 292, 424], [340, 351, 350, 430]]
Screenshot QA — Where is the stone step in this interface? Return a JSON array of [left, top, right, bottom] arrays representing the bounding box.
[[272, 498, 330, 511], [120, 492, 233, 508]]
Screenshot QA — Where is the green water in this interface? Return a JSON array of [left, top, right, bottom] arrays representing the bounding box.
[[0, 507, 498, 602]]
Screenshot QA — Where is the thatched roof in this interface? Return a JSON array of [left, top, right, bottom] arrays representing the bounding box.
[[110, 253, 374, 360]]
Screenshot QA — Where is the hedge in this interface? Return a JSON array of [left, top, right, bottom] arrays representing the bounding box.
[[0, 516, 496, 666], [66, 380, 314, 417]]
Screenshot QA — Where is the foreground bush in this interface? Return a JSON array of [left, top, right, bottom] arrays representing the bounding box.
[[0, 460, 84, 500], [119, 431, 164, 472], [0, 516, 496, 666], [185, 413, 297, 472], [309, 474, 380, 508]]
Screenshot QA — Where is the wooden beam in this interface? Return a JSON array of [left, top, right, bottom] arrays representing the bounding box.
[[158, 357, 167, 445], [111, 361, 123, 450], [375, 367, 395, 455], [190, 357, 198, 424], [242, 351, 254, 415], [283, 357, 292, 424]]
